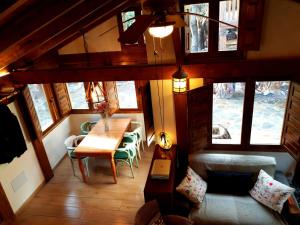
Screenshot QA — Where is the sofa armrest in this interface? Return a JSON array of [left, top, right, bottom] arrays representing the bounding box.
[[163, 215, 194, 225]]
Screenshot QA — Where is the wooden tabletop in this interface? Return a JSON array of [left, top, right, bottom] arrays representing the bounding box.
[[74, 118, 131, 155]]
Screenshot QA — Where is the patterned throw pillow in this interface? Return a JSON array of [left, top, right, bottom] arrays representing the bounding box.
[[176, 166, 207, 207], [250, 169, 295, 213]]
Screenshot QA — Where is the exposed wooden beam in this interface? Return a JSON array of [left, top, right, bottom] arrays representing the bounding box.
[[0, 0, 134, 70], [59, 48, 147, 68], [0, 0, 38, 27], [29, 0, 134, 61], [10, 58, 300, 84]]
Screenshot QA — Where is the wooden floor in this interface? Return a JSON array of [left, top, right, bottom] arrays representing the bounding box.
[[8, 144, 155, 225]]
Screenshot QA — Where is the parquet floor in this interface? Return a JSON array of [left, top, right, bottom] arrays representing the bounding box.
[[8, 144, 155, 225]]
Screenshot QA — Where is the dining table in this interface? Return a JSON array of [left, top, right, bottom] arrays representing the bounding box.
[[74, 118, 131, 183]]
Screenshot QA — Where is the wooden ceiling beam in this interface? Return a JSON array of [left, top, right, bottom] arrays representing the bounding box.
[[0, 0, 38, 28], [22, 0, 134, 63], [0, 0, 134, 70], [10, 58, 300, 84], [0, 0, 82, 52]]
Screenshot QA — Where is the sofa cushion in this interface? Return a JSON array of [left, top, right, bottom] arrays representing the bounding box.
[[189, 153, 276, 180], [207, 171, 255, 195], [176, 167, 207, 207], [189, 193, 287, 225], [250, 169, 295, 213]]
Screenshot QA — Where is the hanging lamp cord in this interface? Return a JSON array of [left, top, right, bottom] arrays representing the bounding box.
[[153, 36, 164, 133]]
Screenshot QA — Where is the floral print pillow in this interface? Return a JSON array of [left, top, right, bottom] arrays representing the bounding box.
[[250, 169, 295, 213], [176, 166, 207, 207]]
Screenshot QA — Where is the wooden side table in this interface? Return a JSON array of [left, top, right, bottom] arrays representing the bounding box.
[[144, 144, 177, 215]]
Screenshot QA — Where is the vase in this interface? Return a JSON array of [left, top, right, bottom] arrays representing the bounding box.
[[102, 112, 109, 131]]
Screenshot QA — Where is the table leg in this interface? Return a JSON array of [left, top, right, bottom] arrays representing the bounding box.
[[110, 153, 117, 184], [78, 158, 87, 183]]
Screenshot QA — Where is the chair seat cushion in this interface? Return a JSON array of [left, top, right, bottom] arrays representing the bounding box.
[[189, 193, 286, 225]]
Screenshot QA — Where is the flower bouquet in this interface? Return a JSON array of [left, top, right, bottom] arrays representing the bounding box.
[[95, 101, 109, 131]]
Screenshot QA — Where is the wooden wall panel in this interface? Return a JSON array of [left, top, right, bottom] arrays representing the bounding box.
[[52, 83, 71, 116], [282, 82, 300, 159], [239, 0, 265, 50], [187, 85, 213, 153]]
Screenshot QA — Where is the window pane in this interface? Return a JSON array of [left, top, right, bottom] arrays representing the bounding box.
[[66, 82, 89, 109], [250, 81, 290, 145], [122, 11, 135, 31], [28, 84, 53, 131], [218, 0, 239, 51], [212, 82, 245, 144], [184, 3, 209, 53], [116, 81, 138, 109]]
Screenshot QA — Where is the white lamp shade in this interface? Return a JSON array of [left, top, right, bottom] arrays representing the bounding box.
[[148, 25, 174, 38]]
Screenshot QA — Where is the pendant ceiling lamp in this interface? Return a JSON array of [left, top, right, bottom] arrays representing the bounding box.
[[148, 22, 174, 38]]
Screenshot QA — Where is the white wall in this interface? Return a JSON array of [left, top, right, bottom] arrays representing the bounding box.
[[58, 16, 121, 54], [0, 102, 44, 213], [42, 116, 72, 169], [150, 80, 177, 145], [247, 0, 300, 59]]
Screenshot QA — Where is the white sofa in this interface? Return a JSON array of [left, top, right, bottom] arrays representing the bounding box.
[[188, 153, 288, 225]]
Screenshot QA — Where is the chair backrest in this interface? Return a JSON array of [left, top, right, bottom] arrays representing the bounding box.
[[80, 121, 97, 135], [74, 135, 86, 146], [64, 135, 76, 150]]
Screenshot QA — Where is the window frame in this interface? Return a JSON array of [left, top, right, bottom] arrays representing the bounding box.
[[206, 78, 291, 152], [182, 0, 244, 62], [117, 6, 145, 50], [27, 83, 62, 136]]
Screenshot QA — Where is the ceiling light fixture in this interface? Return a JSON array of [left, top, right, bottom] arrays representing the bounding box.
[[148, 22, 174, 38]]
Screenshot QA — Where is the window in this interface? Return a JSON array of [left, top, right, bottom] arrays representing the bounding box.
[[250, 81, 290, 145], [212, 82, 245, 144], [66, 82, 89, 109], [218, 0, 239, 51], [121, 11, 135, 31], [118, 8, 144, 46], [28, 84, 54, 131], [211, 80, 290, 148], [184, 3, 209, 53], [184, 0, 241, 57], [116, 81, 138, 109]]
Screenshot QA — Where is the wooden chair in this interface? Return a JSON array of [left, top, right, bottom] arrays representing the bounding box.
[[80, 121, 97, 135]]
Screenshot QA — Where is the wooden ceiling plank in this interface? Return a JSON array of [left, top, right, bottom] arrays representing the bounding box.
[[1, 0, 133, 70], [10, 59, 300, 84], [20, 0, 135, 63], [0, 0, 38, 27], [0, 0, 84, 52]]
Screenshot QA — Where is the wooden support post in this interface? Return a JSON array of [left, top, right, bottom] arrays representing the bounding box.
[[173, 93, 188, 176], [16, 94, 54, 182]]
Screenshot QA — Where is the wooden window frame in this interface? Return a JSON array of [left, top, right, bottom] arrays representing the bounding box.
[[182, 0, 244, 63], [207, 78, 291, 152], [117, 6, 145, 50], [27, 84, 65, 137], [70, 81, 142, 114]]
